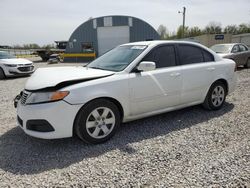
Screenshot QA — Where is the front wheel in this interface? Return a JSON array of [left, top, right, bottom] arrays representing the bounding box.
[[203, 81, 226, 110], [74, 99, 121, 144]]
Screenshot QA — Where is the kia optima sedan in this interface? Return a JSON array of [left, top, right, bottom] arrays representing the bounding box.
[[0, 51, 34, 79], [15, 41, 237, 144]]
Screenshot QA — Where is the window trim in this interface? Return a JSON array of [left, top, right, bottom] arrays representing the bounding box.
[[130, 44, 179, 73], [239, 44, 248, 52], [201, 49, 215, 62], [231, 45, 240, 53], [176, 43, 214, 66]]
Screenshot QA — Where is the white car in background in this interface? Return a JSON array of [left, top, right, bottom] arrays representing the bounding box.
[[15, 41, 237, 144], [0, 51, 34, 79]]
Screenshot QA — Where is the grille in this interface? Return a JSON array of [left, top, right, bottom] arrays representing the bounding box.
[[18, 66, 34, 72], [21, 92, 29, 105], [18, 64, 33, 66]]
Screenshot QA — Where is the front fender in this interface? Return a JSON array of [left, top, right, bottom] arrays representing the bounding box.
[[63, 74, 130, 119]]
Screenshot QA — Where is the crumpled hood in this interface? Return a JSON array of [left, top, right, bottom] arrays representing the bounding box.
[[25, 66, 114, 91], [1, 58, 33, 65]]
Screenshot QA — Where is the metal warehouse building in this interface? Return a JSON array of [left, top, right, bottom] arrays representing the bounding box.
[[64, 15, 160, 62]]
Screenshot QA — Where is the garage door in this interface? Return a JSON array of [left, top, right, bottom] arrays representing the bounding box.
[[97, 26, 130, 56]]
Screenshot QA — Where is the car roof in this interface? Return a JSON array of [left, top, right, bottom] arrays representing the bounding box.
[[121, 40, 204, 47], [121, 40, 222, 62]]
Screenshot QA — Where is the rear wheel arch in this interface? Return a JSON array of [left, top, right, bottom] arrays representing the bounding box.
[[204, 79, 228, 98], [203, 79, 228, 110], [213, 79, 228, 95]]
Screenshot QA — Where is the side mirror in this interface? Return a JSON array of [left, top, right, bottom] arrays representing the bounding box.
[[137, 61, 156, 72]]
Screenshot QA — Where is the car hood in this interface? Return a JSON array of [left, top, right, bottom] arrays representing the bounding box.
[[25, 66, 114, 91], [0, 58, 33, 65], [216, 53, 232, 57]]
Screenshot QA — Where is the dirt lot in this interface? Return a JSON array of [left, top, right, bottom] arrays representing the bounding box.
[[0, 63, 249, 187]]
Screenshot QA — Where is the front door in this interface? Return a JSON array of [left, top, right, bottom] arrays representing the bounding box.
[[128, 45, 182, 116]]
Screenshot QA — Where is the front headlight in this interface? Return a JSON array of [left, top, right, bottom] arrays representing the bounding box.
[[25, 91, 69, 104], [4, 64, 17, 67]]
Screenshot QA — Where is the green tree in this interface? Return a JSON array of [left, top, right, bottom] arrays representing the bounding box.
[[13, 44, 22, 49], [23, 43, 40, 49], [188, 26, 202, 37], [203, 21, 222, 34], [224, 25, 238, 34], [157, 25, 169, 39], [42, 44, 55, 49], [176, 25, 188, 38], [238, 23, 250, 34]]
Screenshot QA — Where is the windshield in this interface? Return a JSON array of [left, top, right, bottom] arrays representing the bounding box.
[[87, 45, 147, 72], [0, 51, 15, 59], [210, 44, 233, 54]]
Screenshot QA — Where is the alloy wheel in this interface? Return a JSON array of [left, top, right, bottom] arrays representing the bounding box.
[[86, 107, 116, 139], [211, 85, 225, 107]]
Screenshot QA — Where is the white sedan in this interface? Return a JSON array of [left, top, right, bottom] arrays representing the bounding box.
[[15, 41, 237, 144], [0, 51, 34, 79]]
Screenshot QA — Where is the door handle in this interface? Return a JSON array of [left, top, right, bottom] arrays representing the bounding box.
[[170, 72, 181, 77], [207, 67, 215, 71]]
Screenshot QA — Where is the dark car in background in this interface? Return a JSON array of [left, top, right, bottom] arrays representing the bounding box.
[[210, 43, 250, 68]]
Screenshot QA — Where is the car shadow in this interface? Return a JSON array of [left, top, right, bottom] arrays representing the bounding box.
[[0, 102, 234, 175], [237, 66, 249, 71]]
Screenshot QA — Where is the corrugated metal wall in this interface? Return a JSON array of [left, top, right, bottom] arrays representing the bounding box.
[[184, 34, 232, 47], [66, 20, 98, 54], [232, 33, 250, 47], [64, 15, 160, 62]]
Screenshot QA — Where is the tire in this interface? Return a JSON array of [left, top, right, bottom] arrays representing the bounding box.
[[244, 58, 250, 68], [74, 99, 121, 144], [0, 68, 6, 79], [202, 81, 227, 110]]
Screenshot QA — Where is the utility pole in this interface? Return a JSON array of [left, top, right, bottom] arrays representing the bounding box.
[[178, 7, 186, 38]]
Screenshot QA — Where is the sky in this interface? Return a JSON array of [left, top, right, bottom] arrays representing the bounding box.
[[0, 0, 250, 46]]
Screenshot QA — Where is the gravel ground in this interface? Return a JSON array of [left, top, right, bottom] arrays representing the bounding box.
[[0, 63, 249, 187]]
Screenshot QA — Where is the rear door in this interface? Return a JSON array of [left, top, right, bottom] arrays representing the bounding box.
[[231, 45, 242, 65], [128, 44, 182, 115], [238, 44, 249, 65], [177, 44, 215, 104]]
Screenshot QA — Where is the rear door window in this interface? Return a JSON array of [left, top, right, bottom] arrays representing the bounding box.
[[179, 45, 204, 65], [202, 50, 214, 62], [178, 44, 214, 65], [239, 45, 248, 52]]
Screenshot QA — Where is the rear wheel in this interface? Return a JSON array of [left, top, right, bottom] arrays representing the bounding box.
[[203, 81, 226, 110], [244, 58, 250, 68], [74, 99, 121, 144], [0, 68, 6, 79]]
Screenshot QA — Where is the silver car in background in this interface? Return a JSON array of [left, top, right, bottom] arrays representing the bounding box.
[[210, 43, 250, 68]]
